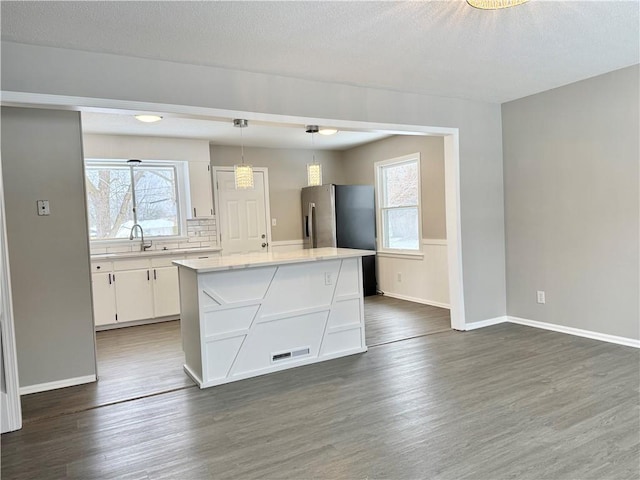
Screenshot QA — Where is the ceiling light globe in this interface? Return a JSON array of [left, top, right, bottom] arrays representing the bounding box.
[[135, 114, 163, 123], [467, 0, 528, 9]]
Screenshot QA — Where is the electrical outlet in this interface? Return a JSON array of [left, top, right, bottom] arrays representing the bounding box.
[[271, 218, 277, 227], [397, 272, 402, 283], [537, 290, 546, 304], [325, 272, 333, 285], [36, 200, 50, 216]]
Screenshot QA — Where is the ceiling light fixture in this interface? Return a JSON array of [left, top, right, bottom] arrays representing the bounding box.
[[233, 119, 254, 190], [467, 0, 528, 9], [134, 114, 163, 123], [318, 128, 338, 136], [306, 125, 322, 187]]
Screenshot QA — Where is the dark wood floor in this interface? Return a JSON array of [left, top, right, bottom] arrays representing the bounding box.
[[20, 321, 196, 423], [3, 322, 639, 479], [364, 294, 450, 345], [19, 296, 451, 423]]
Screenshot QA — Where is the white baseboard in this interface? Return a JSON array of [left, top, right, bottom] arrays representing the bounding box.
[[508, 316, 640, 349], [381, 291, 450, 310], [19, 374, 97, 395], [465, 316, 508, 331]]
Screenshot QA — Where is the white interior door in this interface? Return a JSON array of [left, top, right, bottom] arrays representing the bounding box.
[[215, 169, 270, 254]]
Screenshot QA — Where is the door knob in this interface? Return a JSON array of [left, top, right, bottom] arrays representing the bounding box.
[[262, 242, 268, 248]]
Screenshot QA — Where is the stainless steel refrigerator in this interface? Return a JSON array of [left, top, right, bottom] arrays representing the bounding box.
[[301, 184, 377, 296]]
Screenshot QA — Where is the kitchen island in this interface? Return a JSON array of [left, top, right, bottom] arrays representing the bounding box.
[[173, 247, 375, 388]]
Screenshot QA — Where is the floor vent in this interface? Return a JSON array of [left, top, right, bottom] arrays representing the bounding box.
[[272, 347, 310, 363]]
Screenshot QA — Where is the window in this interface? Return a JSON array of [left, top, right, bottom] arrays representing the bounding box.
[[375, 153, 422, 252], [85, 160, 184, 241]]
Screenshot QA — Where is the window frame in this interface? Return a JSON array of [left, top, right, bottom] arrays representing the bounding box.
[[374, 153, 423, 257], [84, 158, 188, 245]]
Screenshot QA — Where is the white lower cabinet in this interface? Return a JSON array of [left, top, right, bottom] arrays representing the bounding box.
[[152, 266, 180, 317], [92, 272, 117, 326], [91, 253, 218, 328], [113, 268, 154, 323]]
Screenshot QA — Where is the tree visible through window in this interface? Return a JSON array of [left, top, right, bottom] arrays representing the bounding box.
[[85, 161, 181, 240], [376, 154, 421, 251]]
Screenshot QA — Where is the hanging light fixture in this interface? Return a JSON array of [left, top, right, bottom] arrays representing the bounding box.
[[467, 0, 528, 9], [233, 119, 254, 189], [306, 125, 322, 187]]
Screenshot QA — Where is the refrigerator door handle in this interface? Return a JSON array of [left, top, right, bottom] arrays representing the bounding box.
[[308, 202, 315, 248]]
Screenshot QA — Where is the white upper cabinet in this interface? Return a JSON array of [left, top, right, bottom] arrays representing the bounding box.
[[188, 162, 214, 219]]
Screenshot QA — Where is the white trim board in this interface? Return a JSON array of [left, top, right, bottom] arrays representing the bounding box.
[[19, 374, 96, 396], [381, 292, 450, 310], [464, 316, 507, 331], [507, 316, 640, 349], [463, 315, 640, 349]]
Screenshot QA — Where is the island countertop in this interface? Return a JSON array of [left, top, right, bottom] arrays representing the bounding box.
[[172, 247, 375, 273]]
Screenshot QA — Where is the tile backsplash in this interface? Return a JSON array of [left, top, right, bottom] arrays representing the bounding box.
[[90, 217, 218, 254]]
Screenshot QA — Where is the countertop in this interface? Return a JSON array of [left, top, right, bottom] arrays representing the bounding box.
[[90, 246, 222, 261], [172, 247, 375, 273]]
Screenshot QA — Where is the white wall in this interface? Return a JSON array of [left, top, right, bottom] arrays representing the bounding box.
[[340, 135, 449, 307], [83, 134, 210, 162], [210, 145, 344, 242], [2, 41, 506, 325], [2, 107, 97, 390], [502, 65, 639, 341]]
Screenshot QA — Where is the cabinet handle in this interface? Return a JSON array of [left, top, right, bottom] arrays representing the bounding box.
[[108, 273, 112, 285], [154, 269, 157, 280], [193, 207, 197, 217], [112, 274, 115, 282], [147, 270, 150, 281]]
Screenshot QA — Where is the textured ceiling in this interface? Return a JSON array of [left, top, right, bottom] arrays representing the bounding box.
[[2, 1, 638, 104]]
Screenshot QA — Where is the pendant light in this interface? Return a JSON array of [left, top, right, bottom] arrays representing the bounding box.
[[467, 0, 528, 9], [306, 125, 322, 187], [233, 119, 254, 189]]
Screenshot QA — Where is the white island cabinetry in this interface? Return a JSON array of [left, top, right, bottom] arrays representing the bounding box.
[[173, 247, 375, 388]]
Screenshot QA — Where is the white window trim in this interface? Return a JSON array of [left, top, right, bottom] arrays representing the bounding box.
[[85, 158, 189, 245], [374, 152, 423, 257]]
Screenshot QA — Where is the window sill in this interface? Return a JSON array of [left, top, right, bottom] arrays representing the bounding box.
[[376, 251, 424, 260]]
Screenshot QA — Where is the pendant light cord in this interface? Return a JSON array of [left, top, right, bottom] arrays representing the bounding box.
[[240, 126, 245, 165]]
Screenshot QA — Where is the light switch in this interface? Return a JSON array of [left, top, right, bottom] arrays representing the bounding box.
[[271, 218, 277, 227], [36, 200, 50, 216]]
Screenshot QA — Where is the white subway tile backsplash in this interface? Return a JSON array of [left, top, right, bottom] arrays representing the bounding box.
[[91, 217, 218, 255], [106, 245, 134, 254]]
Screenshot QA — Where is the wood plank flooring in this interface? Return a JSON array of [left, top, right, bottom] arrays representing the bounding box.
[[20, 321, 195, 423], [20, 296, 450, 423], [364, 294, 450, 345], [3, 323, 639, 479]]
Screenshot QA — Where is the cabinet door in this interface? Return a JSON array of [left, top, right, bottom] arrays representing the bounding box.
[[113, 269, 154, 322], [188, 162, 213, 219], [153, 266, 180, 317], [92, 272, 117, 326]]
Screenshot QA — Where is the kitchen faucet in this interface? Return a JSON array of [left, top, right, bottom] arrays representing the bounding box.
[[129, 223, 152, 251]]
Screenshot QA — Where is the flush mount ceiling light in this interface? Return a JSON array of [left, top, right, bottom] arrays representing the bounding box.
[[233, 119, 254, 190], [134, 114, 163, 123], [318, 128, 338, 136], [467, 0, 528, 8], [306, 125, 323, 187]]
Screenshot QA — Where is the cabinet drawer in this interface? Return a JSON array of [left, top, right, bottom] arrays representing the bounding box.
[[113, 258, 151, 271], [91, 262, 113, 273], [151, 256, 184, 268]]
